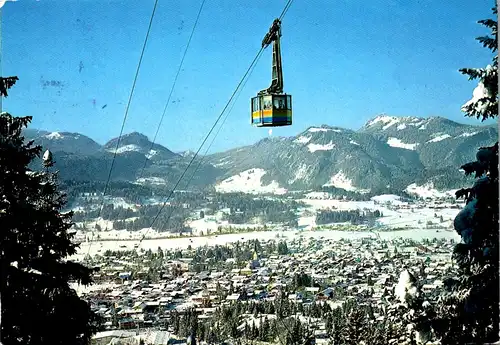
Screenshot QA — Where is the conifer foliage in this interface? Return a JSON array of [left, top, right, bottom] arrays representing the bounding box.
[[0, 78, 100, 344], [432, 5, 499, 343], [459, 6, 498, 121]]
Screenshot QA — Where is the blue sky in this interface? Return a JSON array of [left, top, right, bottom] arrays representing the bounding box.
[[1, 0, 496, 153]]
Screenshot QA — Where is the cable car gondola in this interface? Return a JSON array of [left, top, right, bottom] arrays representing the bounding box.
[[251, 18, 292, 127]]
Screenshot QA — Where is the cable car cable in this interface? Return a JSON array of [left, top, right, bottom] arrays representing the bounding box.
[[134, 0, 295, 245], [110, 0, 206, 241], [177, 0, 295, 196], [85, 0, 159, 259], [179, 0, 295, 195], [86, 0, 292, 253], [181, 0, 294, 194], [98, 0, 206, 242], [154, 51, 262, 233], [279, 0, 294, 20], [99, 0, 159, 212], [148, 0, 311, 335], [181, 49, 262, 193], [136, 0, 207, 184], [137, 47, 265, 244]]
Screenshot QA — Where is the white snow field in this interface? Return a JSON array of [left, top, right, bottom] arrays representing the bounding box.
[[72, 190, 462, 260], [215, 168, 287, 195], [73, 227, 460, 260]]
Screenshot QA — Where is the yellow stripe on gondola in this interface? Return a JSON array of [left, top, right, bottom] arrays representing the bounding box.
[[252, 110, 292, 119], [252, 116, 292, 120]]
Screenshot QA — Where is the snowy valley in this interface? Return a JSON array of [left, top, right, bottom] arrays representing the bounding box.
[[22, 115, 493, 257]]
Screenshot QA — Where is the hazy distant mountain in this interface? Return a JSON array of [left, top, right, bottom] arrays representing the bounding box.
[[25, 130, 220, 188], [23, 129, 101, 156], [24, 115, 497, 194]]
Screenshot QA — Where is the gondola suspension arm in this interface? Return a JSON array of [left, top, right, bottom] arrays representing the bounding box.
[[259, 18, 284, 96]]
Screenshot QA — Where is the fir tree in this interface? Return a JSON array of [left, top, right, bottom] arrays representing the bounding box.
[[341, 308, 367, 344], [260, 316, 270, 342], [207, 326, 217, 344], [432, 5, 499, 344], [244, 322, 250, 339], [459, 5, 498, 121], [251, 321, 257, 340], [0, 83, 101, 344], [198, 322, 206, 342]]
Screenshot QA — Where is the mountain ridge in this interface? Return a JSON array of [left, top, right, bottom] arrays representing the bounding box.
[[22, 115, 497, 194]]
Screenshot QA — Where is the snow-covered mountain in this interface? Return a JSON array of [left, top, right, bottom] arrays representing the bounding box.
[[103, 132, 178, 161], [208, 123, 425, 194], [25, 115, 497, 194], [207, 116, 496, 194], [23, 129, 101, 156], [24, 130, 219, 187], [359, 114, 497, 169]]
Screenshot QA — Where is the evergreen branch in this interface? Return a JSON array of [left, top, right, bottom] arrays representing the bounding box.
[[478, 19, 498, 30], [0, 76, 19, 97], [476, 36, 497, 51]]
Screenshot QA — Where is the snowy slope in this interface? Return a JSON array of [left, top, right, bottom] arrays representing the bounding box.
[[215, 168, 287, 194]]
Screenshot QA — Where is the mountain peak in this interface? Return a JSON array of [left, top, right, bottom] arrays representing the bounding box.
[[121, 132, 150, 142], [304, 124, 346, 134], [179, 150, 196, 157], [365, 114, 399, 126], [362, 115, 471, 132], [105, 132, 151, 149], [38, 131, 84, 141], [21, 129, 101, 155], [364, 114, 426, 128], [103, 132, 178, 160]]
